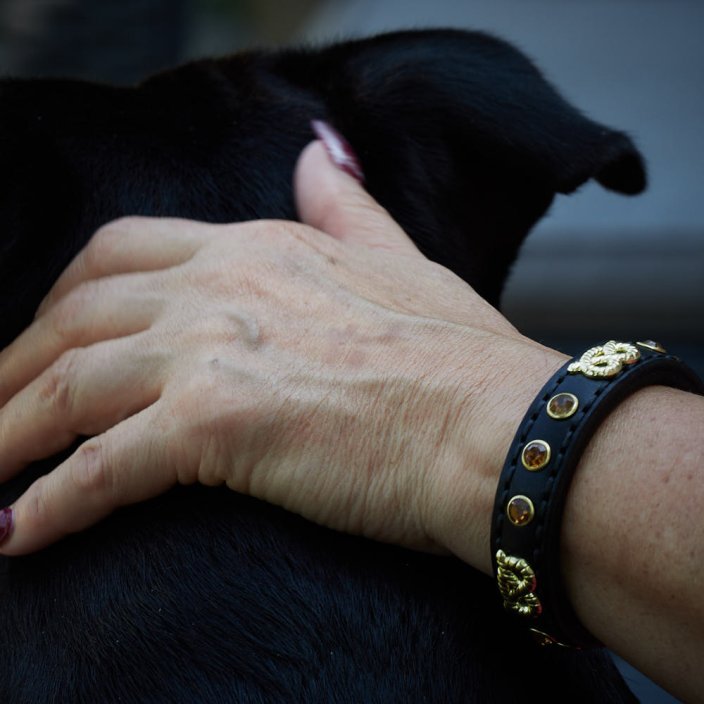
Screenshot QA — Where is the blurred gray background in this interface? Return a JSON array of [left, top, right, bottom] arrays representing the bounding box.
[[0, 1, 700, 701]]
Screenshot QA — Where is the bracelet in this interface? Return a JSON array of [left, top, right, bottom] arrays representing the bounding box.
[[490, 340, 704, 648]]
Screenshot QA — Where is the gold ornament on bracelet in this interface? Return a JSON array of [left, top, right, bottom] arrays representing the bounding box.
[[495, 550, 542, 617], [567, 340, 640, 379]]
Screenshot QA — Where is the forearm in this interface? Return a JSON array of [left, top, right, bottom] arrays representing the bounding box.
[[430, 342, 704, 701], [562, 385, 704, 702]]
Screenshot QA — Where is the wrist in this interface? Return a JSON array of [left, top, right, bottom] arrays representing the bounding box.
[[422, 334, 566, 575], [486, 341, 703, 651]]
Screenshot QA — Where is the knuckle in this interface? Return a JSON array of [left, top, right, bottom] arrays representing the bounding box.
[[40, 349, 82, 415], [85, 224, 120, 269], [250, 220, 309, 249], [177, 364, 222, 411], [278, 221, 319, 249], [93, 215, 139, 240], [85, 216, 139, 273], [278, 222, 341, 265], [50, 283, 92, 339], [22, 477, 51, 531], [70, 438, 112, 495]]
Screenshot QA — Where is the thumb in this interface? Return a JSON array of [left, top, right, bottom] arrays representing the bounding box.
[[294, 121, 419, 255]]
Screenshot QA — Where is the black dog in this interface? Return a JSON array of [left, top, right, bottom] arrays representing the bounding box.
[[0, 30, 645, 702]]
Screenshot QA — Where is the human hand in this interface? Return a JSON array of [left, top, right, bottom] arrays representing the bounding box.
[[0, 128, 565, 569]]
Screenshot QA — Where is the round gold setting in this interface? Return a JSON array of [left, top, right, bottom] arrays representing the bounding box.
[[521, 440, 551, 471], [507, 495, 535, 526], [546, 392, 579, 420]]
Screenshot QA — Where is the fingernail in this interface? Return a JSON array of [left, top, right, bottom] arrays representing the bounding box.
[[311, 120, 365, 183], [0, 507, 13, 543]]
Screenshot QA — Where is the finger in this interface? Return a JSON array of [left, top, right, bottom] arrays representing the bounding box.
[[0, 271, 164, 407], [0, 404, 178, 555], [294, 126, 420, 256], [0, 332, 163, 479], [36, 216, 209, 316]]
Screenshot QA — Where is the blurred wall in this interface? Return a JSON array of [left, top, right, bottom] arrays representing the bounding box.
[[0, 0, 188, 83], [0, 0, 325, 82]]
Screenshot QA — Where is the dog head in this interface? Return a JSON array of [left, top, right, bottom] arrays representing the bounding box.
[[0, 28, 644, 352]]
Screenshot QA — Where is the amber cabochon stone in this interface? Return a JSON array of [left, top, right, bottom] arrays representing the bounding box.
[[507, 495, 535, 526], [521, 440, 551, 471], [546, 392, 579, 420]]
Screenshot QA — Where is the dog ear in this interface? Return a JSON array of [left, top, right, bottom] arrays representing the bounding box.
[[313, 29, 646, 196], [277, 29, 646, 302]]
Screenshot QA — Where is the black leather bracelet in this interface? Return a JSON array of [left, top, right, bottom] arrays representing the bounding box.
[[490, 340, 704, 648]]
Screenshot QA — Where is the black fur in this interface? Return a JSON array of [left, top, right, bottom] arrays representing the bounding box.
[[0, 30, 644, 702]]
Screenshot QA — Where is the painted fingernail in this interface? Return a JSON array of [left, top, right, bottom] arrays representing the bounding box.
[[0, 507, 13, 544], [311, 120, 365, 183]]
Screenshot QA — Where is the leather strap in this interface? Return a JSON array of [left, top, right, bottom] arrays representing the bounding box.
[[490, 340, 704, 647]]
